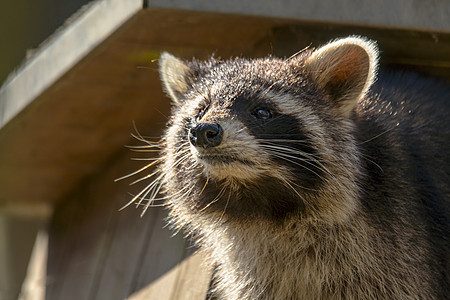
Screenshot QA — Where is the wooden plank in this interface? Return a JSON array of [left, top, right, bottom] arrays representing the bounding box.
[[0, 0, 142, 128], [18, 230, 48, 300], [46, 185, 115, 300], [89, 149, 166, 300], [170, 249, 212, 300], [45, 149, 149, 300], [0, 0, 93, 85], [90, 206, 160, 300], [45, 141, 212, 300], [148, 0, 450, 33], [0, 216, 47, 300], [45, 179, 94, 299], [128, 248, 212, 300], [128, 209, 188, 299]]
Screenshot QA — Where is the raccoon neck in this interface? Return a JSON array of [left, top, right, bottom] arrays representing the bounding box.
[[202, 214, 394, 300]]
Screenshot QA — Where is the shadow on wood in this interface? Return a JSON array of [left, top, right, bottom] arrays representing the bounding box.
[[43, 149, 211, 300]]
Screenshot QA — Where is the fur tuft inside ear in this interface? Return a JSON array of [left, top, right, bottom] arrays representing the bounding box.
[[159, 52, 194, 105], [304, 36, 379, 116]]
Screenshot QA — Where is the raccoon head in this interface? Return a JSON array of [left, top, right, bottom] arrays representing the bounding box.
[[159, 37, 378, 224]]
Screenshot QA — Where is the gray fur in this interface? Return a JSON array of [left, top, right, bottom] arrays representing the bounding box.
[[134, 37, 449, 299]]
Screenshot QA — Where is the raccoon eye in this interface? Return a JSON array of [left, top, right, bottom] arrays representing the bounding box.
[[254, 108, 272, 120]]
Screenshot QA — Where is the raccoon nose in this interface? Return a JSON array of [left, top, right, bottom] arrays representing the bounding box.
[[189, 123, 223, 148]]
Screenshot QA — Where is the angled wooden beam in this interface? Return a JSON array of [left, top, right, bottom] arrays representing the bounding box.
[[0, 0, 142, 128], [147, 0, 450, 33]]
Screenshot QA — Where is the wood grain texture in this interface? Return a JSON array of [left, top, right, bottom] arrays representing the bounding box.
[[147, 0, 450, 33], [46, 148, 211, 300], [18, 230, 48, 300], [0, 0, 142, 128]]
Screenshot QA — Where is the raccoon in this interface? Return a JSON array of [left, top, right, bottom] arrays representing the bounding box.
[[133, 37, 449, 299]]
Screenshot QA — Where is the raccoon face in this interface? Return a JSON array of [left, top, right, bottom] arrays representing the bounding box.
[[186, 92, 327, 188], [185, 94, 274, 182], [159, 37, 378, 222]]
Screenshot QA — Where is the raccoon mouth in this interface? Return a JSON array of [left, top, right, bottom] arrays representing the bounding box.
[[198, 154, 253, 166]]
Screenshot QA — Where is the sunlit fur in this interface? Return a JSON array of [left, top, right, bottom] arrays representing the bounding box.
[[123, 37, 449, 299]]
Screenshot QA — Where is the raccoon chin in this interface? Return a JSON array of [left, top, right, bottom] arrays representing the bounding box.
[[193, 151, 264, 182]]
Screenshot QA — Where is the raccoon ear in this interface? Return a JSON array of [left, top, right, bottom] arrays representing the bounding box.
[[159, 52, 195, 105], [304, 37, 378, 116]]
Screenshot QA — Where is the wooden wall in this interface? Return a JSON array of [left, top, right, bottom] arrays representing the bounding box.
[[42, 149, 211, 300]]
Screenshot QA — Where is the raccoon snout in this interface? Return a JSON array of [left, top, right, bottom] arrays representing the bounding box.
[[189, 123, 223, 148]]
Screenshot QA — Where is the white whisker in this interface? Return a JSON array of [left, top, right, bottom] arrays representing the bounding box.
[[125, 144, 161, 149], [130, 170, 160, 186], [130, 157, 160, 161], [219, 187, 232, 222], [358, 127, 395, 145], [114, 159, 161, 182], [259, 145, 333, 180], [119, 179, 158, 211], [360, 153, 384, 173], [200, 183, 228, 212], [280, 177, 315, 212], [141, 181, 164, 216]]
